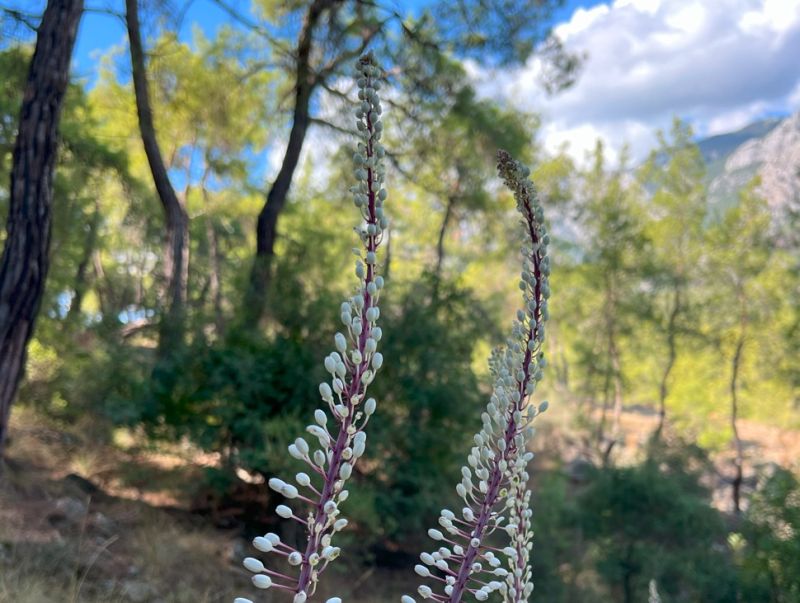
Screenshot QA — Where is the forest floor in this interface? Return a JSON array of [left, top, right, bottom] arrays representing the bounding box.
[[1, 405, 799, 602]]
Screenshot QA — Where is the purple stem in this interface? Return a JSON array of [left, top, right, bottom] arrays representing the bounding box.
[[294, 79, 380, 598], [447, 196, 542, 602]]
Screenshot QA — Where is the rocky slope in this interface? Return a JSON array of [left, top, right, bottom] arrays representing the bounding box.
[[705, 112, 800, 232]]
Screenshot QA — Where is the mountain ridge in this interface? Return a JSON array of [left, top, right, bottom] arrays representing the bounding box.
[[698, 111, 800, 232]]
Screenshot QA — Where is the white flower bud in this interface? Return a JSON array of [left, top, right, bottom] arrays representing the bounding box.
[[265, 532, 280, 545], [252, 574, 272, 589], [268, 478, 285, 493], [371, 352, 383, 370], [364, 398, 376, 415], [428, 529, 443, 541], [288, 552, 302, 566], [339, 462, 352, 480], [307, 425, 329, 443], [319, 382, 333, 400], [276, 505, 292, 519], [333, 518, 348, 531], [253, 536, 273, 552], [293, 592, 307, 603], [314, 409, 327, 426], [335, 332, 347, 353], [401, 597, 416, 603], [414, 564, 430, 577], [281, 484, 298, 499], [243, 557, 264, 573]]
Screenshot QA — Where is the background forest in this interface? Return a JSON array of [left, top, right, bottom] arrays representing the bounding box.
[[0, 1, 799, 602]]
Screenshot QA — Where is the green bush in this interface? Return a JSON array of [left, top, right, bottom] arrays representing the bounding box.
[[737, 467, 800, 602]]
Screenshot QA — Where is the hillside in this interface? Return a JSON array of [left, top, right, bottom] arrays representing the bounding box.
[[702, 112, 800, 228]]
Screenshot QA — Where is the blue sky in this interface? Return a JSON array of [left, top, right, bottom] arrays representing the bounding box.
[[5, 0, 798, 162], [69, 0, 607, 80]]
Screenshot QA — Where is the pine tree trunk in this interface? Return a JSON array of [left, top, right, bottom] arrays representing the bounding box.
[[125, 0, 189, 356], [655, 287, 681, 440], [0, 0, 83, 455], [244, 0, 336, 326], [432, 194, 455, 300], [67, 201, 100, 323]]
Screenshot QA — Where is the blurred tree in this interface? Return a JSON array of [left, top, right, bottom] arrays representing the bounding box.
[[706, 183, 775, 514], [0, 0, 83, 454], [638, 119, 707, 439], [397, 87, 534, 298], [570, 142, 647, 458], [240, 0, 581, 324], [576, 449, 737, 603], [125, 0, 189, 359]]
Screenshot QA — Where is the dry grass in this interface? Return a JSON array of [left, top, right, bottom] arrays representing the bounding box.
[[0, 407, 413, 602]]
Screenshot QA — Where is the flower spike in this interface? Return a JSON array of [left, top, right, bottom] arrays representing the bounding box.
[[404, 150, 550, 603], [237, 52, 387, 603]]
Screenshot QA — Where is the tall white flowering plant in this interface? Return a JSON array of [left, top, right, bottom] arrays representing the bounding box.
[[236, 52, 388, 603], [403, 150, 550, 603]]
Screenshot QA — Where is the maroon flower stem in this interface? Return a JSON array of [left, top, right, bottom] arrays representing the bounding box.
[[294, 76, 380, 598], [447, 189, 543, 602]]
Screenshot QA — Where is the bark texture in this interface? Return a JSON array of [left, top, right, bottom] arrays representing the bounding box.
[[126, 0, 189, 354], [0, 0, 83, 454], [245, 0, 337, 325]]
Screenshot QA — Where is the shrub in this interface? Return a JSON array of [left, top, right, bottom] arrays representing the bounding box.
[[737, 467, 800, 602]]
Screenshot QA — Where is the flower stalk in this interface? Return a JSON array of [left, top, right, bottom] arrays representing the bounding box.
[[404, 150, 550, 603], [236, 52, 387, 603]]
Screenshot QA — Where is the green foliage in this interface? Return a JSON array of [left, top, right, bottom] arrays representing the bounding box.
[[574, 448, 738, 602], [366, 277, 488, 542], [737, 468, 800, 601]]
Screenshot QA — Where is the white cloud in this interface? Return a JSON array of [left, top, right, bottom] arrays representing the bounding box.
[[474, 0, 800, 164]]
